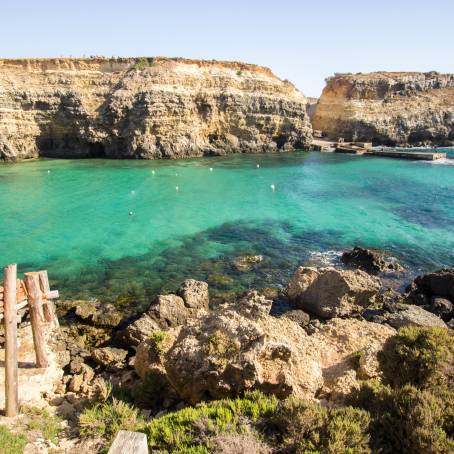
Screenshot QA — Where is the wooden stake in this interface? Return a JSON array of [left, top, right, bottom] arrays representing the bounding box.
[[4, 264, 19, 417], [38, 270, 58, 327], [24, 272, 49, 368]]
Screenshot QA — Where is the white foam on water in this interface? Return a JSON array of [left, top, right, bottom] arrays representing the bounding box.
[[420, 158, 454, 166], [307, 250, 343, 267]]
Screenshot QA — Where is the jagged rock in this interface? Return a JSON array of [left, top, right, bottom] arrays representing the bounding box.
[[341, 246, 403, 272], [411, 268, 454, 301], [286, 266, 381, 318], [383, 304, 447, 329], [0, 58, 312, 162], [430, 297, 454, 319], [91, 347, 128, 370], [233, 254, 264, 272], [161, 292, 394, 404], [280, 309, 311, 327], [119, 289, 208, 347], [118, 314, 161, 347], [68, 363, 95, 393], [177, 279, 209, 309]]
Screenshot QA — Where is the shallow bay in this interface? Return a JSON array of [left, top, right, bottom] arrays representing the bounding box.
[[1, 150, 453, 308]]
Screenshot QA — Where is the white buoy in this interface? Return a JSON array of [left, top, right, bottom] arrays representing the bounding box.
[[209, 167, 213, 172], [270, 184, 275, 191], [151, 170, 155, 175], [129, 211, 133, 216], [256, 164, 260, 168], [176, 186, 179, 191], [131, 190, 136, 195], [47, 170, 51, 174], [175, 173, 178, 177]]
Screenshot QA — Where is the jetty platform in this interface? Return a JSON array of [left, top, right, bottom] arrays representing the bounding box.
[[366, 150, 447, 161]]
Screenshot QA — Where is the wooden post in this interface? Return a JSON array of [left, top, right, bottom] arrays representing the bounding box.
[[4, 264, 19, 417], [38, 270, 59, 327], [24, 272, 49, 368]]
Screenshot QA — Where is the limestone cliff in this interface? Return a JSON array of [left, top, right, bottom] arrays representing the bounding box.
[[312, 71, 454, 146], [0, 57, 312, 161]]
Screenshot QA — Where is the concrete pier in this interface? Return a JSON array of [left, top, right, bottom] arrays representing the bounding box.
[[367, 150, 447, 161]]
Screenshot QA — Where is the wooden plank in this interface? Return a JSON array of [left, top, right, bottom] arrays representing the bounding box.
[[108, 431, 148, 454], [4, 264, 19, 417], [38, 271, 59, 327], [24, 272, 49, 368]]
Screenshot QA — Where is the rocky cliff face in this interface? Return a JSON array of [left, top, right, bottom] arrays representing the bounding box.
[[0, 57, 312, 161], [312, 72, 454, 146]]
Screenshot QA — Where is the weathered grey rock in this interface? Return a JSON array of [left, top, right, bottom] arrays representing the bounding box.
[[91, 347, 128, 369], [177, 279, 209, 309], [383, 304, 447, 329], [341, 246, 403, 272], [286, 266, 381, 318]]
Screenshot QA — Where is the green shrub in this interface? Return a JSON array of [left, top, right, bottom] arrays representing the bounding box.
[[79, 398, 144, 445], [144, 391, 277, 453], [270, 398, 370, 453], [0, 425, 27, 454], [378, 326, 453, 389], [149, 331, 170, 358], [352, 380, 454, 453], [132, 58, 155, 70]]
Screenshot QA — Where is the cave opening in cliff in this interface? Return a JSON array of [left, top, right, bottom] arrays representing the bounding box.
[[88, 142, 106, 157]]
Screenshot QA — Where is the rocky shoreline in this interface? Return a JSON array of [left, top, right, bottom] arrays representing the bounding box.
[[1, 247, 452, 452]]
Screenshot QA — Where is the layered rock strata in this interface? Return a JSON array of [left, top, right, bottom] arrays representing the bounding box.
[[312, 71, 454, 145], [0, 57, 312, 161]]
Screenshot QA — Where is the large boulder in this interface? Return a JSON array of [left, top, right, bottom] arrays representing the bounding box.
[[159, 291, 394, 404], [286, 267, 381, 318], [341, 246, 403, 272]]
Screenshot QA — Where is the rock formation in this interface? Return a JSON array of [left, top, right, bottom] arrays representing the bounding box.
[[312, 71, 454, 145], [286, 267, 381, 318], [0, 57, 312, 161], [134, 290, 395, 405]]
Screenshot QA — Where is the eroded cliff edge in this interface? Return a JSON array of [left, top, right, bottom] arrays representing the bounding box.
[[0, 57, 312, 161], [312, 71, 454, 146]]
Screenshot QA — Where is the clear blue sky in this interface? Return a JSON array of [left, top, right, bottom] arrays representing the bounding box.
[[1, 0, 452, 96]]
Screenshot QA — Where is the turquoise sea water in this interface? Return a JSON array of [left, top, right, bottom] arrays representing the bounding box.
[[1, 150, 453, 309]]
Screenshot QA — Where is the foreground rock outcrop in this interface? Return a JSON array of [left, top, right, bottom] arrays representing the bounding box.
[[312, 71, 454, 146], [0, 57, 312, 161], [134, 290, 394, 405]]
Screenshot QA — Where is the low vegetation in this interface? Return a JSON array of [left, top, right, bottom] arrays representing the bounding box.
[[0, 425, 27, 454], [76, 326, 453, 453], [132, 57, 156, 70]]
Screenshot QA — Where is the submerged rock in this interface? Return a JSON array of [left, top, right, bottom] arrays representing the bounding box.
[[232, 254, 264, 272], [286, 266, 381, 318], [341, 246, 403, 273]]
